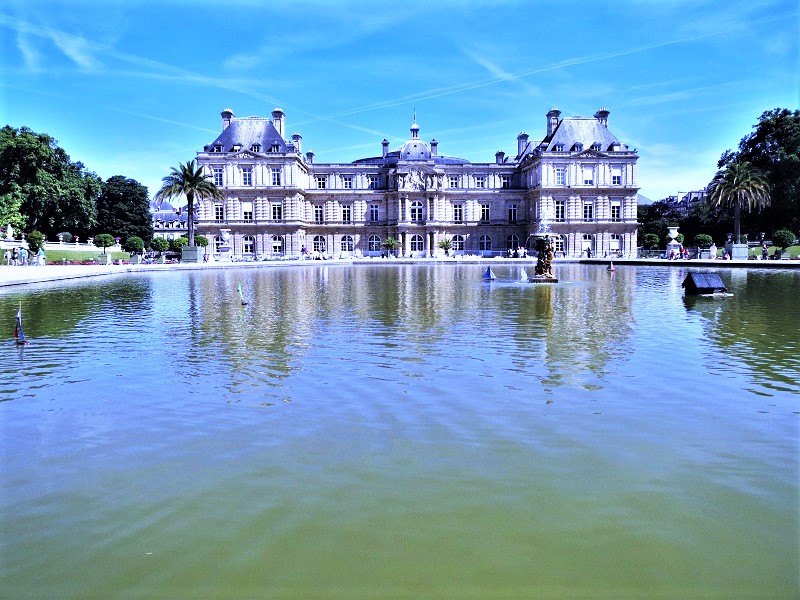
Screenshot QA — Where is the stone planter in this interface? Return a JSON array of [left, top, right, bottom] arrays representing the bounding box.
[[130, 254, 142, 264], [181, 246, 203, 263], [96, 253, 112, 265]]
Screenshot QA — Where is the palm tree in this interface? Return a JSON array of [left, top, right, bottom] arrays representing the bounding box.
[[154, 159, 223, 247], [707, 159, 770, 244]]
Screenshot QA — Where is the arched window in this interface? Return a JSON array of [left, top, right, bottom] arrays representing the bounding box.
[[452, 235, 465, 251], [479, 235, 492, 251], [341, 235, 354, 252], [313, 235, 326, 253], [506, 234, 519, 250], [410, 200, 423, 221], [272, 235, 284, 254], [242, 235, 255, 254], [552, 235, 564, 254], [213, 235, 224, 252], [368, 235, 381, 252], [410, 234, 424, 252], [582, 234, 593, 255]]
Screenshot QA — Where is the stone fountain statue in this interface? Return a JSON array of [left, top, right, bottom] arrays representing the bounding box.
[[529, 236, 558, 283]]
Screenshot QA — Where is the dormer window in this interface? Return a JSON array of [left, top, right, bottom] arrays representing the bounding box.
[[574, 143, 583, 152], [271, 143, 280, 152], [555, 143, 565, 152], [214, 145, 223, 153], [592, 143, 602, 152], [252, 144, 261, 153], [232, 144, 242, 152]]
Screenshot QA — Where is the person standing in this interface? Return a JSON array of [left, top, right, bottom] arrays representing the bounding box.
[[761, 242, 769, 260], [11, 247, 18, 266], [19, 246, 28, 266], [3, 249, 9, 265]]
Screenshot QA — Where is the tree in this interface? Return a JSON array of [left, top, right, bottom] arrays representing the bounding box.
[[97, 176, 152, 243], [693, 234, 714, 248], [26, 230, 45, 254], [170, 236, 188, 252], [150, 237, 169, 256], [93, 233, 115, 254], [382, 237, 401, 256], [771, 229, 796, 251], [0, 126, 100, 239], [194, 235, 209, 248], [719, 108, 800, 234], [124, 236, 144, 254], [154, 160, 223, 247], [706, 159, 770, 244], [642, 233, 659, 249]]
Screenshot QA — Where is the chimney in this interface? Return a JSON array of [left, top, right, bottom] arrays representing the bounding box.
[[382, 139, 389, 158], [495, 151, 505, 164], [594, 107, 610, 128], [221, 108, 234, 130], [305, 151, 314, 164], [546, 108, 561, 137], [291, 133, 302, 154], [272, 108, 285, 137], [430, 139, 438, 155], [517, 132, 529, 157]]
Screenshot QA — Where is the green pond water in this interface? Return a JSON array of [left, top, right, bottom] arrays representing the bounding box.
[[1, 263, 798, 599]]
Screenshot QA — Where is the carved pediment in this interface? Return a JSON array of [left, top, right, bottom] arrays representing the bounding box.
[[576, 149, 606, 158]]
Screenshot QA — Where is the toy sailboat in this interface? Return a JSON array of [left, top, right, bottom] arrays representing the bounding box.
[[483, 267, 496, 281], [237, 283, 249, 306], [14, 303, 29, 345]]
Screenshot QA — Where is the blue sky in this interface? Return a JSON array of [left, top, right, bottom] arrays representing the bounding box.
[[1, 0, 798, 203]]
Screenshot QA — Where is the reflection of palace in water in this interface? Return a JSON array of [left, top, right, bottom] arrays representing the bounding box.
[[195, 107, 639, 261], [190, 264, 636, 393]]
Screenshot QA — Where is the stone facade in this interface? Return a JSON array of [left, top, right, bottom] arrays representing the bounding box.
[[194, 107, 639, 259]]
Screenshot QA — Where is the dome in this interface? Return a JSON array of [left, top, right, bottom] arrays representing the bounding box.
[[399, 138, 431, 161]]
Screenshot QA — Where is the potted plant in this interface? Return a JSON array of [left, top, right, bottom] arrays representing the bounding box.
[[93, 233, 115, 264], [771, 229, 797, 260], [124, 236, 145, 264], [437, 237, 453, 257], [150, 237, 169, 262], [382, 237, 401, 258]]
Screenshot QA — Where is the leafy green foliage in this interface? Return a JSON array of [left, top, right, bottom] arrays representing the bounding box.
[[155, 160, 223, 246], [707, 159, 770, 244], [0, 126, 100, 239], [26, 230, 45, 254], [637, 202, 682, 243], [93, 233, 115, 253], [194, 235, 209, 247], [169, 237, 188, 251], [693, 234, 714, 248], [123, 236, 144, 254], [97, 176, 152, 243], [150, 237, 169, 253], [772, 229, 796, 250], [642, 233, 659, 249]]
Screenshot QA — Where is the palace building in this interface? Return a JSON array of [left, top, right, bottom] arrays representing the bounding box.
[[194, 107, 639, 259]]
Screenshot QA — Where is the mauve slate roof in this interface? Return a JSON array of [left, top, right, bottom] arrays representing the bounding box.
[[543, 117, 626, 151], [204, 117, 288, 152]]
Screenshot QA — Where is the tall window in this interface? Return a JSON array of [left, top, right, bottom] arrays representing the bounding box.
[[272, 235, 284, 254], [342, 205, 352, 223], [611, 201, 621, 221], [555, 200, 566, 221], [213, 235, 223, 252], [368, 235, 381, 252], [213, 167, 223, 186], [555, 168, 566, 186], [453, 204, 463, 223], [367, 175, 378, 189], [271, 168, 282, 186], [612, 174, 621, 185], [410, 234, 424, 252], [315, 175, 327, 189], [508, 204, 517, 224], [242, 235, 255, 254], [475, 175, 485, 188], [582, 168, 593, 185], [506, 235, 519, 250], [343, 175, 353, 189], [340, 235, 354, 252], [410, 200, 422, 221], [452, 235, 465, 251], [583, 201, 594, 220], [480, 204, 490, 222], [610, 234, 621, 255], [553, 236, 564, 254], [314, 205, 324, 223], [272, 203, 283, 221], [582, 234, 593, 254], [369, 204, 379, 222], [312, 235, 325, 253], [242, 201, 253, 222], [479, 235, 492, 251], [500, 175, 510, 188], [214, 203, 224, 222], [242, 167, 252, 186], [449, 176, 458, 188]]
